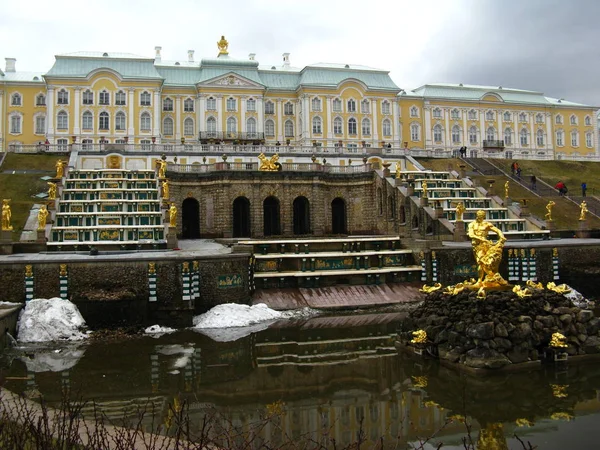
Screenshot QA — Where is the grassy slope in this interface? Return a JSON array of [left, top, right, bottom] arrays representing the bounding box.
[[0, 154, 63, 239]]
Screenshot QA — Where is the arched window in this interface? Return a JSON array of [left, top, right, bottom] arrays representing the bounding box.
[[82, 111, 93, 130], [585, 115, 592, 126], [485, 110, 495, 121], [556, 129, 564, 146], [246, 98, 256, 112], [452, 125, 461, 143], [432, 108, 442, 119], [115, 111, 126, 131], [284, 102, 293, 115], [520, 128, 528, 146], [226, 97, 237, 111], [361, 99, 370, 114], [57, 89, 69, 105], [555, 114, 563, 125], [571, 130, 579, 146], [570, 114, 577, 125], [184, 117, 194, 136], [311, 97, 321, 112], [36, 94, 46, 106], [99, 90, 110, 105], [433, 124, 443, 142], [586, 132, 593, 147], [246, 117, 257, 136], [99, 112, 110, 130], [347, 99, 356, 113], [140, 112, 151, 131], [381, 100, 390, 114], [333, 117, 343, 134], [115, 90, 126, 106], [163, 117, 174, 135], [83, 89, 93, 105], [504, 127, 512, 146], [184, 98, 194, 112], [264, 100, 274, 114], [11, 93, 22, 106], [332, 98, 342, 112], [410, 106, 419, 117], [468, 109, 477, 120], [207, 97, 217, 111], [410, 123, 420, 141], [57, 110, 68, 130], [284, 120, 294, 137], [35, 114, 46, 134], [163, 97, 173, 111], [206, 116, 217, 135], [348, 118, 357, 135], [265, 119, 275, 137], [486, 127, 496, 141], [140, 91, 151, 106], [451, 108, 460, 119], [226, 116, 237, 133], [536, 113, 544, 123], [469, 126, 478, 144], [312, 116, 322, 134], [536, 129, 544, 146], [519, 112, 527, 122], [9, 114, 22, 133], [503, 111, 511, 122], [362, 118, 371, 136], [382, 119, 391, 136]]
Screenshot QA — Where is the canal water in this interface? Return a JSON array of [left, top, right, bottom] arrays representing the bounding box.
[[1, 312, 600, 449]]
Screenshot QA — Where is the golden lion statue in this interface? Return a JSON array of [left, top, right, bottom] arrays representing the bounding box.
[[258, 153, 280, 171]]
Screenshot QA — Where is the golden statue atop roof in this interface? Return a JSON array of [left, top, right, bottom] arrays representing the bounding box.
[[217, 35, 229, 55]]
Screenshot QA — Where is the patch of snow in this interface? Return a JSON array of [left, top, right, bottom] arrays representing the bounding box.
[[193, 320, 273, 342], [156, 344, 195, 372], [19, 345, 86, 372], [565, 286, 593, 308], [144, 324, 176, 337], [17, 298, 88, 343], [0, 301, 22, 307]]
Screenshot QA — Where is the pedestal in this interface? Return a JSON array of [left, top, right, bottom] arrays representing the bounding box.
[[395, 177, 403, 187], [420, 197, 428, 207], [0, 230, 13, 255], [519, 204, 530, 217], [504, 196, 511, 207], [37, 229, 46, 243], [453, 221, 467, 242], [167, 227, 178, 249], [577, 220, 590, 238]]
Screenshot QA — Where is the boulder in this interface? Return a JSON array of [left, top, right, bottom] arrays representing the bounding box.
[[495, 323, 508, 337], [510, 322, 532, 341], [587, 318, 600, 335], [507, 346, 530, 364], [559, 314, 572, 325], [582, 336, 600, 354], [465, 348, 512, 369], [577, 310, 594, 323], [467, 322, 495, 340]]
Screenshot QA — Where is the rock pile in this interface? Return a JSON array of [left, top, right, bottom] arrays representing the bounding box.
[[398, 289, 600, 369]]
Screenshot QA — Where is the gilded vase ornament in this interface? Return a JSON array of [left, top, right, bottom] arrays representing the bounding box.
[[47, 182, 57, 200], [169, 203, 177, 227], [579, 201, 588, 221], [148, 262, 156, 274], [59, 264, 67, 276], [37, 205, 49, 230], [549, 332, 568, 348], [410, 329, 427, 344], [258, 153, 280, 171], [25, 265, 33, 277], [420, 283, 442, 293], [455, 201, 465, 221], [545, 200, 555, 222], [547, 282, 571, 294], [1, 199, 13, 231], [217, 35, 229, 55], [467, 210, 508, 289]]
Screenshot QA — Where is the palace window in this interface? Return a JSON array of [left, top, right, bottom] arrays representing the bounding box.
[[311, 97, 321, 112], [347, 99, 356, 113], [284, 102, 293, 115], [486, 126, 496, 141], [57, 138, 69, 151], [265, 119, 275, 137], [226, 97, 237, 111], [36, 94, 46, 106], [571, 130, 579, 146], [348, 118, 357, 135], [99, 90, 110, 106], [264, 100, 274, 114], [410, 123, 420, 141], [410, 106, 419, 118], [246, 117, 257, 135], [184, 117, 194, 136], [433, 124, 443, 142], [99, 112, 110, 130], [452, 125, 461, 143], [246, 98, 256, 112], [163, 117, 174, 135], [362, 118, 371, 136], [556, 129, 564, 146], [334, 117, 343, 135], [184, 98, 194, 112], [503, 111, 511, 122], [10, 114, 22, 133], [284, 120, 294, 137], [82, 111, 93, 130], [555, 114, 563, 124], [140, 91, 151, 106], [11, 93, 22, 106], [206, 117, 217, 134], [381, 100, 391, 115], [586, 132, 593, 147], [485, 110, 495, 121], [361, 100, 370, 114], [115, 90, 126, 106], [451, 108, 460, 120], [469, 126, 478, 144], [536, 129, 544, 146], [115, 111, 126, 131], [206, 97, 217, 111], [82, 139, 93, 150], [519, 112, 527, 122], [82, 90, 93, 105], [226, 116, 237, 133], [468, 109, 477, 120], [382, 119, 391, 136], [312, 116, 322, 134], [57, 89, 69, 105], [332, 98, 342, 112], [57, 110, 68, 130], [585, 115, 592, 126], [35, 115, 46, 134], [140, 112, 151, 131], [163, 98, 174, 112], [570, 114, 577, 125], [504, 128, 512, 146], [520, 128, 528, 146], [536, 113, 544, 123], [432, 108, 442, 119]]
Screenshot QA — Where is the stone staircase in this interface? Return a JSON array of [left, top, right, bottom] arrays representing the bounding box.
[[49, 169, 166, 249]]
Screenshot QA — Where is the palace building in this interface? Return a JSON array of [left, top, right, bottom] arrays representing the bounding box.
[[0, 36, 598, 160]]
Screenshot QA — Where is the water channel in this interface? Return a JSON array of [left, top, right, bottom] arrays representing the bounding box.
[[1, 311, 599, 449]]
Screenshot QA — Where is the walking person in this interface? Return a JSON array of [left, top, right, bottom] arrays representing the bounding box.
[[581, 182, 587, 197], [555, 181, 567, 196], [530, 175, 537, 191]]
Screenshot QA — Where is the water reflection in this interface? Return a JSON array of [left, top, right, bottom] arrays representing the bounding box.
[[1, 312, 600, 448]]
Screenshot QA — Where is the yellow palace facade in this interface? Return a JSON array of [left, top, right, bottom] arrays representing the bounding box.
[[0, 37, 598, 160]]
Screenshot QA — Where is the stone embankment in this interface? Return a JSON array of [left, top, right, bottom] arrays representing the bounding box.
[[398, 288, 600, 369]]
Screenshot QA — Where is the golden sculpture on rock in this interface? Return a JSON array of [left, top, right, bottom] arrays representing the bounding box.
[[549, 332, 568, 348], [258, 153, 280, 171], [420, 283, 442, 293], [2, 199, 13, 231], [455, 202, 465, 221], [467, 210, 508, 288], [410, 330, 428, 344], [547, 282, 571, 294], [526, 280, 544, 290], [545, 200, 555, 221], [579, 201, 588, 221], [37, 205, 49, 230], [169, 203, 177, 227], [512, 285, 532, 298]]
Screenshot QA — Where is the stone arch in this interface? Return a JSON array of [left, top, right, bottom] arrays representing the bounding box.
[[292, 196, 311, 235], [182, 197, 200, 239], [263, 196, 281, 236], [331, 197, 347, 234], [232, 196, 251, 238]]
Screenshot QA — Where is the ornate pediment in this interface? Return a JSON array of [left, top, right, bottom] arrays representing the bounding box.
[[204, 73, 261, 88]]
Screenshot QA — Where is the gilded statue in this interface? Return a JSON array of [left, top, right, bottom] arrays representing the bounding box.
[[467, 210, 507, 288], [547, 282, 571, 294], [55, 159, 67, 178], [1, 199, 13, 231], [258, 153, 280, 171], [545, 200, 555, 222], [525, 280, 544, 290], [37, 205, 49, 230], [157, 160, 167, 178], [162, 179, 170, 199], [395, 161, 402, 178], [504, 181, 509, 198], [455, 202, 465, 221], [512, 285, 532, 298], [410, 330, 427, 344], [579, 201, 588, 221], [421, 180, 428, 198], [217, 35, 229, 55], [169, 203, 177, 227], [419, 283, 442, 293], [48, 182, 57, 200], [549, 332, 568, 348]]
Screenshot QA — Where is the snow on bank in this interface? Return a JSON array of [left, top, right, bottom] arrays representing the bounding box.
[[144, 324, 176, 337], [17, 298, 88, 343], [564, 286, 594, 308], [193, 303, 317, 329]]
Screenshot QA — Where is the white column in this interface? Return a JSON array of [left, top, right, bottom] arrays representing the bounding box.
[[73, 88, 81, 135], [257, 97, 264, 135], [326, 97, 333, 145], [371, 98, 378, 143], [47, 87, 55, 137], [462, 111, 468, 145], [197, 94, 204, 137], [479, 112, 485, 148], [241, 96, 247, 133], [444, 109, 450, 149], [392, 101, 400, 146], [128, 88, 135, 136], [0, 90, 4, 146], [424, 107, 432, 147], [216, 95, 223, 132], [546, 113, 553, 152], [302, 95, 310, 142], [513, 114, 519, 149], [497, 112, 502, 143], [153, 89, 161, 140], [530, 115, 535, 150], [175, 96, 181, 140], [276, 99, 283, 142]]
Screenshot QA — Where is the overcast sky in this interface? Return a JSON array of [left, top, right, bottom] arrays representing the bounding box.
[[2, 0, 599, 107]]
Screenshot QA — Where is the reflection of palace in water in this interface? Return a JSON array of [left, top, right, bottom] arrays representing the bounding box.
[[5, 313, 600, 448]]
